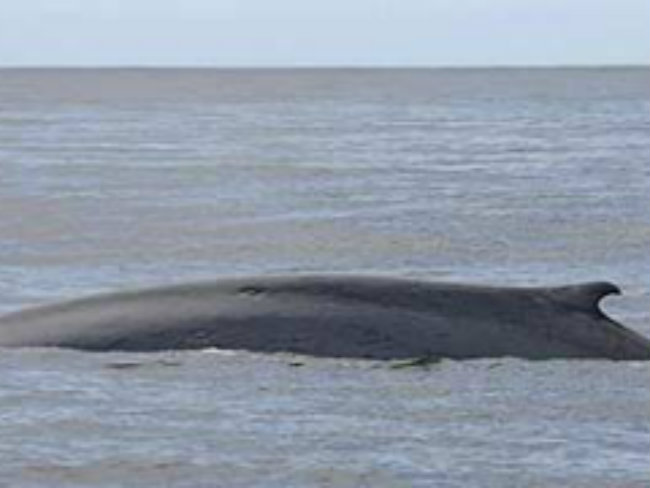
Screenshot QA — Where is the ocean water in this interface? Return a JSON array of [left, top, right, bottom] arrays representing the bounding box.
[[0, 68, 648, 487]]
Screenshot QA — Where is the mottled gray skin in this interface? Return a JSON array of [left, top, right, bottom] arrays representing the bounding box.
[[1, 275, 649, 360]]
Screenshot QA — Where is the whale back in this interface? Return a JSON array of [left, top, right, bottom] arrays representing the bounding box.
[[0, 275, 649, 359]]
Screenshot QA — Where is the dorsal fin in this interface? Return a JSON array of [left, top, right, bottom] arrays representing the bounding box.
[[550, 281, 621, 316]]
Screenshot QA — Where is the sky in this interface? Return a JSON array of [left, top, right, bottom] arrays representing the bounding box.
[[0, 0, 648, 67]]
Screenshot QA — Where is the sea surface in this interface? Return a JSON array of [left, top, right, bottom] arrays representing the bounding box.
[[0, 67, 648, 487]]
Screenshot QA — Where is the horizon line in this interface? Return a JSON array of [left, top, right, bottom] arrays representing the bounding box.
[[0, 63, 648, 71]]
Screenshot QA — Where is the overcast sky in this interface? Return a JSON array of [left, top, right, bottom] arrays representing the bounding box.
[[0, 0, 648, 67]]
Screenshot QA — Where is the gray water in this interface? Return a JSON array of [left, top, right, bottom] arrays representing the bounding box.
[[0, 68, 648, 487]]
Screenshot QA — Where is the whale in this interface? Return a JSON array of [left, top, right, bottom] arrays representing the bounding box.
[[0, 274, 649, 360]]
